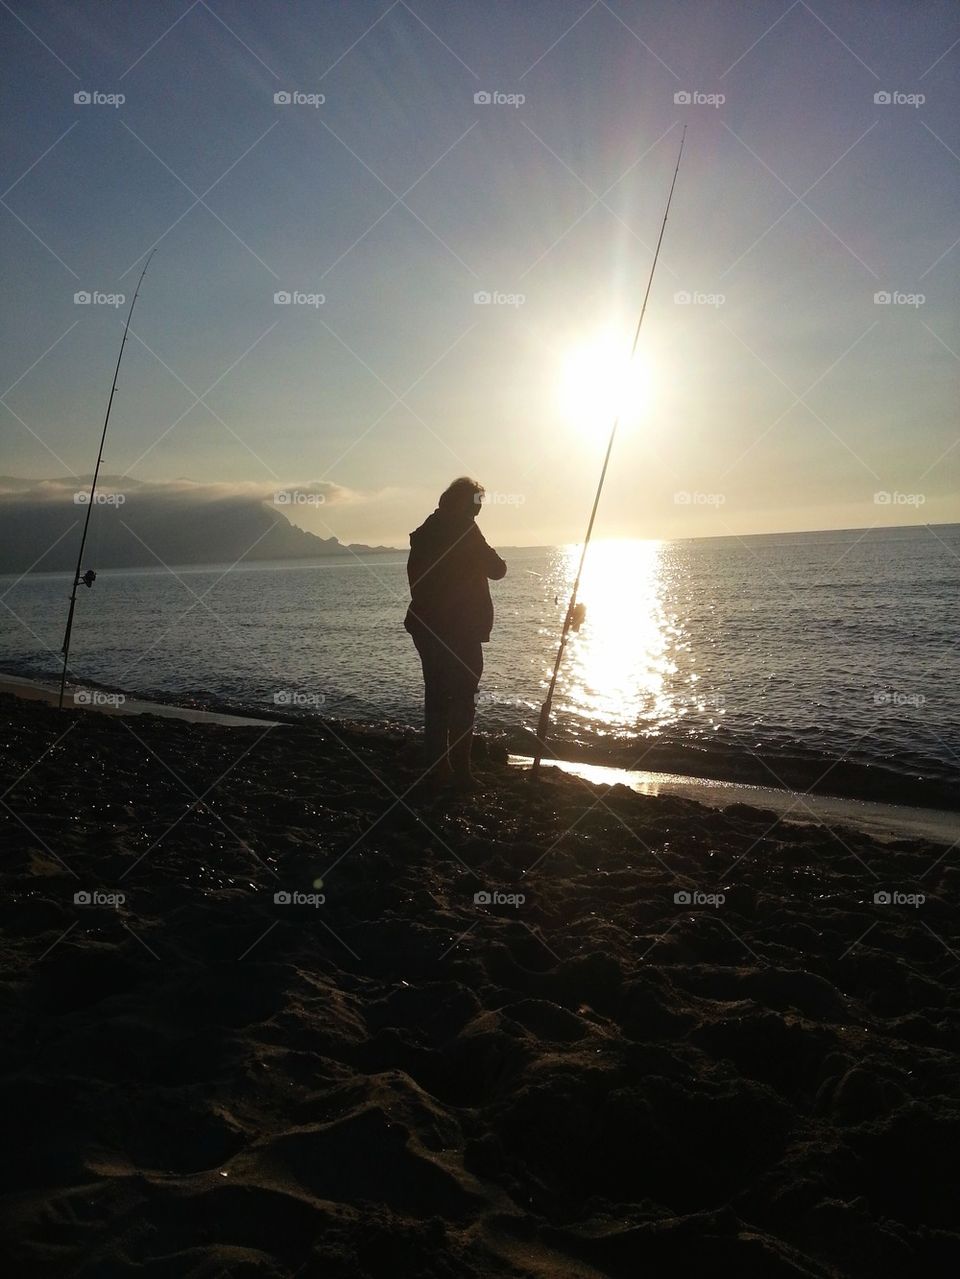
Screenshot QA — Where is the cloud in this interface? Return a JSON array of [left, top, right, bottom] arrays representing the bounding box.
[[0, 475, 358, 505]]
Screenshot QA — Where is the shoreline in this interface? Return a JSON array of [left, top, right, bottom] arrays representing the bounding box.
[[10, 666, 955, 844], [0, 672, 280, 728], [525, 756, 960, 848], [4, 667, 957, 818]]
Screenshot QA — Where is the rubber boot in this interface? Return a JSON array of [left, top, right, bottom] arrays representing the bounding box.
[[448, 706, 479, 792], [422, 697, 453, 789]]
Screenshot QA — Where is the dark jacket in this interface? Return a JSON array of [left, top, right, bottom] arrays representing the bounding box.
[[404, 511, 507, 642]]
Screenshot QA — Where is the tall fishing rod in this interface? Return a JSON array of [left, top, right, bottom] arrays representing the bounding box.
[[57, 250, 156, 711], [532, 126, 686, 776]]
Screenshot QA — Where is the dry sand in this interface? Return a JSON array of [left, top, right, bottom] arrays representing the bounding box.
[[1, 692, 957, 1277]]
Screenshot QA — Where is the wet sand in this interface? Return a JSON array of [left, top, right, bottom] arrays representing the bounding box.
[[2, 692, 958, 1277], [528, 757, 960, 848], [0, 673, 279, 727]]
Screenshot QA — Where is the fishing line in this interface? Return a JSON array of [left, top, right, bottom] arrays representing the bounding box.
[[531, 126, 686, 776], [58, 250, 157, 710]]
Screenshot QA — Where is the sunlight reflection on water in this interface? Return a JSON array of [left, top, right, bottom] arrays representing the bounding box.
[[554, 539, 722, 740]]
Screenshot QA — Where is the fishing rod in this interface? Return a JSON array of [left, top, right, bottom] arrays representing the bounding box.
[[531, 126, 686, 776], [57, 250, 156, 711]]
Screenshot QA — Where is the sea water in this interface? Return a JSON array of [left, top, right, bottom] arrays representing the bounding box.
[[2, 525, 957, 804]]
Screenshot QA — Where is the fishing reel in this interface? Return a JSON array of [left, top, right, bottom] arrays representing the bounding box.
[[569, 601, 586, 632], [78, 569, 97, 589]]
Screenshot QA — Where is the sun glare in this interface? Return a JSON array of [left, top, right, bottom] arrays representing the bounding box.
[[560, 539, 677, 730], [558, 333, 653, 436]]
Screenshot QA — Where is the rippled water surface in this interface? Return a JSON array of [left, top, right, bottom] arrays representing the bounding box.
[[2, 525, 958, 793]]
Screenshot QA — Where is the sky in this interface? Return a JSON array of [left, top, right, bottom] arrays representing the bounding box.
[[1, 0, 957, 549]]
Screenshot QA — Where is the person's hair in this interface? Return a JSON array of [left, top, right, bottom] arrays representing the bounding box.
[[438, 476, 485, 513]]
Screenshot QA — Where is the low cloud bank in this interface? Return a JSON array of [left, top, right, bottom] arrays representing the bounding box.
[[0, 475, 354, 505], [0, 475, 393, 574]]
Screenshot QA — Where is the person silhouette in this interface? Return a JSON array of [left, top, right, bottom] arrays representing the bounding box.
[[404, 477, 507, 790]]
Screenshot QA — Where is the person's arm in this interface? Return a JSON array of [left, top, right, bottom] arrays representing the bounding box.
[[406, 540, 424, 591], [487, 547, 507, 580], [471, 525, 507, 579]]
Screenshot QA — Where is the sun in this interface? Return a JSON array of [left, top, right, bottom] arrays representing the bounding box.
[[558, 332, 654, 437]]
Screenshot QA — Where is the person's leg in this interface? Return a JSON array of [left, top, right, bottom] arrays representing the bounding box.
[[447, 637, 483, 786], [413, 630, 453, 781]]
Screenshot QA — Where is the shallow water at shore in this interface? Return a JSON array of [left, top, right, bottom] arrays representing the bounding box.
[[527, 757, 960, 847]]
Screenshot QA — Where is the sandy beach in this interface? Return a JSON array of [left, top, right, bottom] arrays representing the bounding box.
[[2, 690, 957, 1277]]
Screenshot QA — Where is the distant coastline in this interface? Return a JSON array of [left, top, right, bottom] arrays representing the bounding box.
[[0, 479, 399, 574], [3, 513, 956, 577]]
